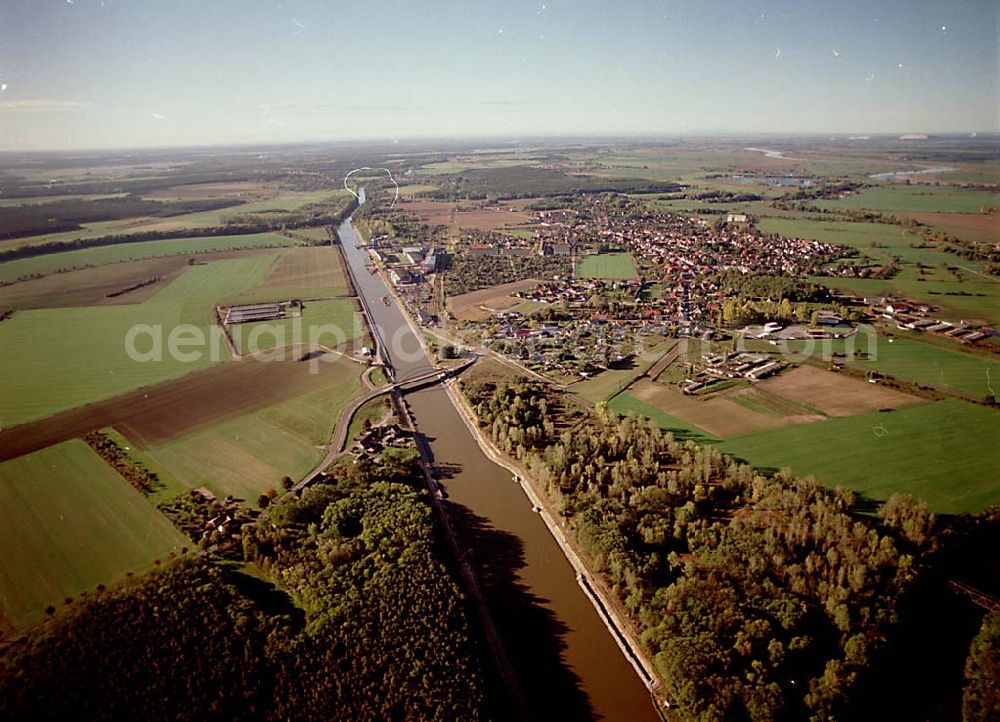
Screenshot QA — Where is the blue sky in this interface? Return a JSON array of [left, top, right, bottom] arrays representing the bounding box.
[[0, 0, 995, 149]]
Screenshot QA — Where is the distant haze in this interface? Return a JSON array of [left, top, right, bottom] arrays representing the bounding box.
[[0, 0, 996, 150]]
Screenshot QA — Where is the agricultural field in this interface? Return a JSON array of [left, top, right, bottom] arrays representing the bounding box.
[[814, 186, 998, 214], [608, 392, 717, 444], [756, 218, 922, 261], [397, 183, 439, 198], [0, 255, 198, 310], [133, 189, 351, 231], [0, 217, 166, 252], [718, 399, 1000, 514], [144, 361, 364, 499], [757, 216, 1000, 324], [416, 158, 537, 175], [0, 440, 186, 628], [754, 365, 922, 416], [0, 193, 128, 208], [231, 298, 363, 355], [626, 378, 816, 438], [396, 199, 536, 235], [0, 243, 347, 312], [0, 255, 277, 426], [620, 354, 929, 438], [447, 278, 541, 322], [0, 356, 361, 463], [902, 211, 1000, 244], [576, 252, 638, 280], [0, 232, 302, 285], [784, 335, 1000, 398], [225, 246, 350, 302], [139, 181, 271, 202], [569, 339, 677, 404]]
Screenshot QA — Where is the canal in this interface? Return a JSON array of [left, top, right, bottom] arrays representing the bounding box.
[[336, 205, 660, 722]]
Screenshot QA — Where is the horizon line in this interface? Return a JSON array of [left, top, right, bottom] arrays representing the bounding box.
[[0, 129, 994, 156]]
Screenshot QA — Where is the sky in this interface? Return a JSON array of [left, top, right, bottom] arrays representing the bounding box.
[[0, 0, 996, 150]]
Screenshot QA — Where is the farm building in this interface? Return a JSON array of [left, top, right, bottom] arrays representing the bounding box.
[[222, 302, 288, 325]]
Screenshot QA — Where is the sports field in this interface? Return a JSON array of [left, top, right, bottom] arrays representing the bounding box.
[[0, 232, 302, 285], [0, 440, 186, 628], [719, 399, 1000, 514], [0, 255, 276, 426], [576, 252, 639, 280]]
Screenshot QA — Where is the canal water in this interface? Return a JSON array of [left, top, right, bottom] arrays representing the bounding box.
[[336, 210, 660, 722]]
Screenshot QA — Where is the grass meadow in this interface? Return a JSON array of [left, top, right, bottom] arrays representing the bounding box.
[[145, 362, 364, 499], [0, 255, 275, 425], [576, 252, 639, 279], [718, 399, 1000, 514], [0, 440, 186, 628], [814, 186, 998, 214], [0, 232, 302, 285], [783, 335, 1000, 398], [608, 392, 718, 444]]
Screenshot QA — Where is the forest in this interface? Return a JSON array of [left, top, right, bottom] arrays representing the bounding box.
[[0, 194, 357, 265], [0, 449, 486, 722], [463, 376, 999, 722], [423, 166, 683, 200], [0, 196, 243, 240]]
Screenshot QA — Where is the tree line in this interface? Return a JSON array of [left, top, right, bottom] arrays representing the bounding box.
[[0, 448, 486, 721], [463, 376, 995, 721]]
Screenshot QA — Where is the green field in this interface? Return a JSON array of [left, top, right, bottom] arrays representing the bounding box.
[[758, 216, 1000, 324], [718, 399, 1000, 514], [785, 335, 1000, 398], [417, 159, 536, 175], [0, 232, 302, 284], [146, 367, 364, 499], [815, 186, 998, 214], [232, 299, 363, 355], [346, 396, 392, 446], [139, 190, 350, 228], [223, 246, 350, 302], [576, 252, 639, 279], [608, 392, 717, 444], [858, 337, 1000, 398], [757, 218, 919, 259], [0, 440, 186, 628], [569, 339, 676, 404], [0, 255, 278, 426]]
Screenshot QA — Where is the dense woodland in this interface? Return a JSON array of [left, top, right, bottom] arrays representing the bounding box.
[[0, 196, 243, 240], [421, 166, 683, 200], [464, 377, 998, 722], [963, 611, 1000, 722], [0, 449, 486, 721]]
